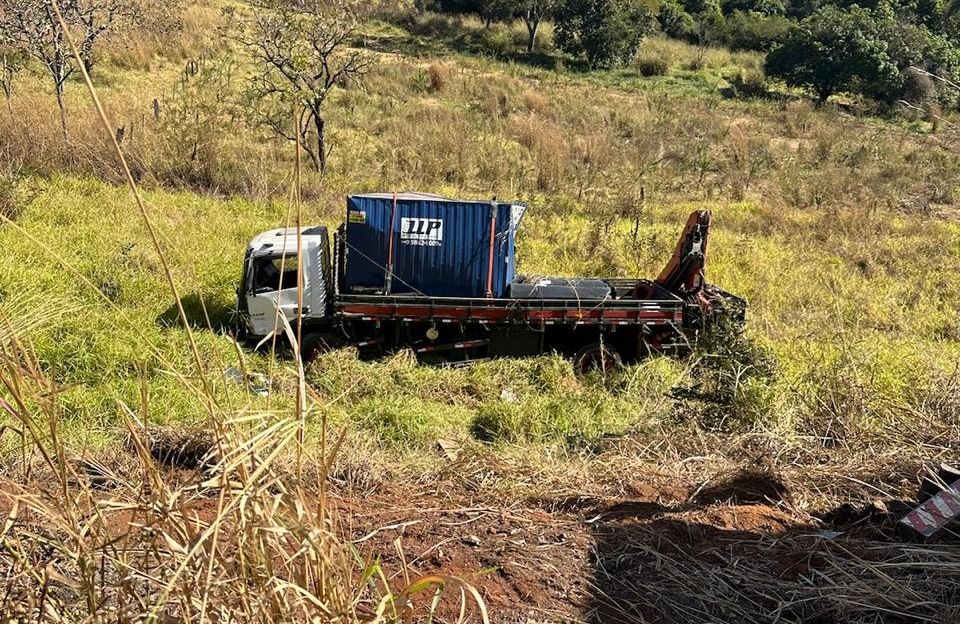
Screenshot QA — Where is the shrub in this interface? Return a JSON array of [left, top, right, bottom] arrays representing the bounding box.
[[721, 10, 792, 51], [636, 52, 670, 76], [428, 63, 452, 92], [726, 67, 768, 97], [721, 0, 785, 15], [766, 4, 960, 104], [153, 55, 246, 191], [874, 20, 960, 105]]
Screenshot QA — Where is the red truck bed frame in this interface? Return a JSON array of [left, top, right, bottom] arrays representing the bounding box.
[[335, 279, 684, 328]]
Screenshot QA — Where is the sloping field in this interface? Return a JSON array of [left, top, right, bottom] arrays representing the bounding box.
[[1, 9, 960, 622]]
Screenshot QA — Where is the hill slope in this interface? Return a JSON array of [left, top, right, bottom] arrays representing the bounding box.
[[1, 14, 960, 622]]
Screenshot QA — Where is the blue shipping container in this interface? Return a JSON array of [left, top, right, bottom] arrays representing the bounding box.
[[343, 193, 525, 298]]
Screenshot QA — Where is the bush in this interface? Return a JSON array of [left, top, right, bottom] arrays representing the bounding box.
[[636, 51, 670, 76], [766, 4, 960, 104], [721, 10, 792, 51], [721, 0, 785, 15], [874, 20, 960, 105], [726, 67, 768, 96]]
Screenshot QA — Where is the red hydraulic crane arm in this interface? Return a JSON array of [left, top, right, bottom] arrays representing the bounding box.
[[655, 210, 711, 295]]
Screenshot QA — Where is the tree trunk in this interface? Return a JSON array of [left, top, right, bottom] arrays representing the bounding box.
[[314, 113, 327, 174], [2, 80, 11, 117], [526, 20, 540, 52], [55, 84, 68, 140]]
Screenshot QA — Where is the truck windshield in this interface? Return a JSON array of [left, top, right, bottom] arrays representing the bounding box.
[[251, 256, 300, 293]]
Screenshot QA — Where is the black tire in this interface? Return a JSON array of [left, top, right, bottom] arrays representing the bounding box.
[[299, 332, 330, 363], [573, 341, 622, 376]]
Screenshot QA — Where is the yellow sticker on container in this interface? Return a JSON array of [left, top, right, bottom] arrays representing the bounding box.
[[348, 210, 366, 224]]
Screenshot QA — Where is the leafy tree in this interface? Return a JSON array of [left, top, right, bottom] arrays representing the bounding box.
[[721, 0, 785, 14], [426, 0, 555, 52], [658, 0, 696, 38], [480, 0, 558, 52], [236, 0, 374, 173], [681, 0, 723, 15], [554, 0, 656, 67], [872, 19, 960, 102], [520, 0, 556, 52], [767, 3, 959, 103], [784, 0, 821, 19], [765, 5, 899, 101], [478, 0, 514, 26], [721, 10, 792, 50], [913, 0, 944, 29]]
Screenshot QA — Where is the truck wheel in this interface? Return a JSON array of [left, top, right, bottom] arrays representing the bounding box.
[[573, 342, 622, 376], [299, 333, 326, 363]]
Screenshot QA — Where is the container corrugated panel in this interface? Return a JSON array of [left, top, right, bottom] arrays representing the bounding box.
[[343, 193, 524, 298]]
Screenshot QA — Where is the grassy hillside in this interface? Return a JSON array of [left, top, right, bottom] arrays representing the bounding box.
[[4, 7, 960, 622], [1, 11, 959, 482]]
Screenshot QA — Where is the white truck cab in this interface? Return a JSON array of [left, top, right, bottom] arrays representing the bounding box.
[[239, 226, 331, 339]]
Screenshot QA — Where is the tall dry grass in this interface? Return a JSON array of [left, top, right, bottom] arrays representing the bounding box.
[[0, 333, 491, 622], [0, 5, 489, 620]]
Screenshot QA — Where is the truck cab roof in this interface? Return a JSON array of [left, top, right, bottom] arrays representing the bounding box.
[[247, 226, 328, 256]]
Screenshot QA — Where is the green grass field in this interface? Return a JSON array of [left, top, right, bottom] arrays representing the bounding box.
[[3, 5, 960, 622], [2, 11, 960, 470]]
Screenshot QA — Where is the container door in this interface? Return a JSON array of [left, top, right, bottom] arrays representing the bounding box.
[[343, 197, 392, 294]]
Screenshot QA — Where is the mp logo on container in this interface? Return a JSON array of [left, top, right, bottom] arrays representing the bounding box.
[[400, 218, 443, 247]]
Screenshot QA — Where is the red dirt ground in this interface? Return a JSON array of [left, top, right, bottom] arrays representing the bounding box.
[[324, 470, 808, 623], [4, 462, 948, 623]]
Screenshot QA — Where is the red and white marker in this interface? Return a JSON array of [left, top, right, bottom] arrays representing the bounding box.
[[900, 479, 960, 538]]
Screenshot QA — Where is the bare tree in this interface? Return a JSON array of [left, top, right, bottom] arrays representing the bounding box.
[[71, 0, 182, 75], [237, 0, 374, 173], [0, 46, 24, 115], [0, 0, 76, 136], [520, 0, 555, 53], [0, 0, 182, 137]]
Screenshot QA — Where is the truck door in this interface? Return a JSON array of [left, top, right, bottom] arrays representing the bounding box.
[[245, 251, 314, 338]]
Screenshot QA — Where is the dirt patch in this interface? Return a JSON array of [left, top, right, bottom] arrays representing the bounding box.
[[333, 493, 594, 622], [327, 469, 810, 623], [692, 465, 790, 506], [6, 456, 957, 623], [132, 428, 215, 470]]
